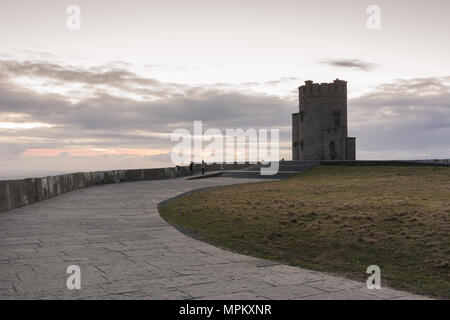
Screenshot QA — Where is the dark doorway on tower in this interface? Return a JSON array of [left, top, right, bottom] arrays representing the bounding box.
[[330, 141, 337, 160]]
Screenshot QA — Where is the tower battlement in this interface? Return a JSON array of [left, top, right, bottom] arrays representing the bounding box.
[[298, 79, 347, 98]]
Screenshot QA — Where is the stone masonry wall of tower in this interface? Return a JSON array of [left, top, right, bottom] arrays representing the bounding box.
[[292, 79, 356, 160]]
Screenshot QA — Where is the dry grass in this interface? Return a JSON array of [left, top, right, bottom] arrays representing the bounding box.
[[160, 166, 450, 298]]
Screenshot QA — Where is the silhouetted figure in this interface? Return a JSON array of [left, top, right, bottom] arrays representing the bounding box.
[[189, 161, 194, 176], [201, 160, 206, 175]]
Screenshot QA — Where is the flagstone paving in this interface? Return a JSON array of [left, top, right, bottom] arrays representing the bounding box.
[[0, 177, 430, 300]]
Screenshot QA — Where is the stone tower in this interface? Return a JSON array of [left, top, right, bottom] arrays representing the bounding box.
[[292, 79, 356, 160]]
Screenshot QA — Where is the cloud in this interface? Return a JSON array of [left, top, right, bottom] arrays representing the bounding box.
[[320, 59, 378, 71], [0, 59, 184, 100], [0, 143, 27, 159], [263, 77, 302, 86], [348, 76, 450, 158]]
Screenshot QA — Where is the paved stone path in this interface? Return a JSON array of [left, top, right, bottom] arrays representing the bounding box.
[[0, 177, 429, 300]]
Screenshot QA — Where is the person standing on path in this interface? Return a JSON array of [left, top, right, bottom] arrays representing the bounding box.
[[189, 161, 194, 176], [201, 160, 206, 175]]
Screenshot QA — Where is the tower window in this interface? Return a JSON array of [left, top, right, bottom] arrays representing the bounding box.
[[300, 140, 304, 151], [300, 111, 304, 122], [333, 111, 340, 127]]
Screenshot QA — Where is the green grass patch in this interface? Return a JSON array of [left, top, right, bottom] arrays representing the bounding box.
[[159, 166, 450, 298]]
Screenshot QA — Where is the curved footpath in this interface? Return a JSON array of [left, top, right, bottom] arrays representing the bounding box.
[[0, 177, 429, 300]]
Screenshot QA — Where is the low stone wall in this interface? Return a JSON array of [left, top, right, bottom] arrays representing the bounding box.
[[0, 163, 250, 213]]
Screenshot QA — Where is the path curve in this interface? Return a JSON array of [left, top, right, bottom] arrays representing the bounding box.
[[0, 177, 428, 299]]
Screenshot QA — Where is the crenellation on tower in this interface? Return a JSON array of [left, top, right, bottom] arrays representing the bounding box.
[[292, 79, 356, 160], [298, 79, 347, 99]]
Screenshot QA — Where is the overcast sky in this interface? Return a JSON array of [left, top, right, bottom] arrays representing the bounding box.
[[0, 0, 449, 177]]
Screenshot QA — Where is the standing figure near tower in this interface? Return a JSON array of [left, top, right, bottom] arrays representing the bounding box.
[[292, 79, 356, 160]]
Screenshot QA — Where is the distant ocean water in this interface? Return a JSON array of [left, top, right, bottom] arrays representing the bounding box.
[[0, 170, 73, 181]]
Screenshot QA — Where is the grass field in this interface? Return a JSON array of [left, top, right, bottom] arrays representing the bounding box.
[[159, 166, 450, 298]]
